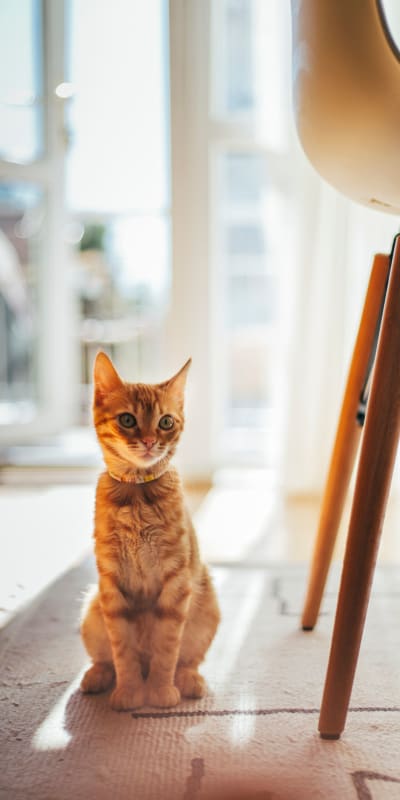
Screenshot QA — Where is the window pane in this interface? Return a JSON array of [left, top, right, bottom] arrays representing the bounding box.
[[224, 152, 266, 206], [0, 183, 43, 422], [223, 0, 254, 114], [67, 0, 169, 214], [212, 0, 291, 151], [217, 152, 283, 462], [73, 212, 170, 416], [0, 0, 44, 163], [66, 0, 171, 416]]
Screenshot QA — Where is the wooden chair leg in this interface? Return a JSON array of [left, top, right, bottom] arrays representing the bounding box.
[[319, 235, 400, 739], [301, 253, 390, 630]]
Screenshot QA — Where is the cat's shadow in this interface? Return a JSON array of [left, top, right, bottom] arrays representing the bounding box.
[[60, 671, 209, 798]]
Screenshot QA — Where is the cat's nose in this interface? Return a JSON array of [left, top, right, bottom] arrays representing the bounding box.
[[142, 437, 157, 450]]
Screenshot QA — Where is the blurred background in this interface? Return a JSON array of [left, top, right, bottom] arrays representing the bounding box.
[[2, 5, 400, 791], [0, 0, 400, 494]]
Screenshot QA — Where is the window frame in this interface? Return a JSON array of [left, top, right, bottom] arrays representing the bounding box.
[[0, 0, 77, 443]]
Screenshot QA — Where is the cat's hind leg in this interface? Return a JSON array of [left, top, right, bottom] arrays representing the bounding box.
[[81, 662, 115, 693], [176, 568, 220, 699], [80, 588, 115, 693], [175, 665, 206, 699]]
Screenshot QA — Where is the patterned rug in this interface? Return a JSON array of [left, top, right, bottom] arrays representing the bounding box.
[[1, 557, 399, 800]]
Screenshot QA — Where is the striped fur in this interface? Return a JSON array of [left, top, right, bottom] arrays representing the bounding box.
[[80, 352, 220, 711]]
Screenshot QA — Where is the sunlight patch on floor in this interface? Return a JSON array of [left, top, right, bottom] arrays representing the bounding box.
[[229, 694, 257, 747], [32, 671, 85, 751], [194, 484, 275, 563], [205, 570, 266, 686], [0, 486, 94, 628]]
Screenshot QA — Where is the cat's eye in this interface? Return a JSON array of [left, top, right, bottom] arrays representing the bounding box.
[[118, 413, 137, 429], [159, 414, 174, 430]]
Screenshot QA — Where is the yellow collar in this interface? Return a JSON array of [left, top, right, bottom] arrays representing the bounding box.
[[107, 458, 170, 485]]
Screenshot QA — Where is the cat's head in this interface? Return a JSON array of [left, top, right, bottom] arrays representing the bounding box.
[[93, 351, 191, 476]]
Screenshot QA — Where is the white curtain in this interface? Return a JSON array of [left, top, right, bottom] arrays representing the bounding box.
[[278, 149, 400, 495]]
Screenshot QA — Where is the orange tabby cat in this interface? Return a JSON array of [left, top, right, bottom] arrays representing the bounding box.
[[80, 352, 220, 711]]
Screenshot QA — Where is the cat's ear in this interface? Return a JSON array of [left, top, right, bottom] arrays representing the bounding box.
[[93, 351, 123, 399], [165, 358, 192, 401]]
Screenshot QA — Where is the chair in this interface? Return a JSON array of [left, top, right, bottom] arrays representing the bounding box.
[[290, 0, 400, 739]]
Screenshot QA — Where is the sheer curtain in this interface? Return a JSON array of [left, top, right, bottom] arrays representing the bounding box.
[[168, 0, 400, 488], [279, 152, 399, 496], [278, 0, 400, 496]]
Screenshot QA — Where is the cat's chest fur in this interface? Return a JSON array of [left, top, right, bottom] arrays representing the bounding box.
[[114, 502, 164, 590], [98, 480, 186, 603]]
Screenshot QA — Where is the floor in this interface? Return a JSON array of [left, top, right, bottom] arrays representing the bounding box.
[[1, 470, 400, 799]]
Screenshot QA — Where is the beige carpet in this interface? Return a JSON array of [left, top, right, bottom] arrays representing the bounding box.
[[1, 557, 400, 800]]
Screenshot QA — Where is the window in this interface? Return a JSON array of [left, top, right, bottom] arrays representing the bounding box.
[[0, 1, 44, 422], [0, 0, 292, 477], [210, 0, 292, 466], [66, 0, 170, 411], [0, 0, 170, 439]]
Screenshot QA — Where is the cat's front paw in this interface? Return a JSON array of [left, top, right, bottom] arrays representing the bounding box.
[[146, 684, 181, 708], [110, 684, 146, 711]]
